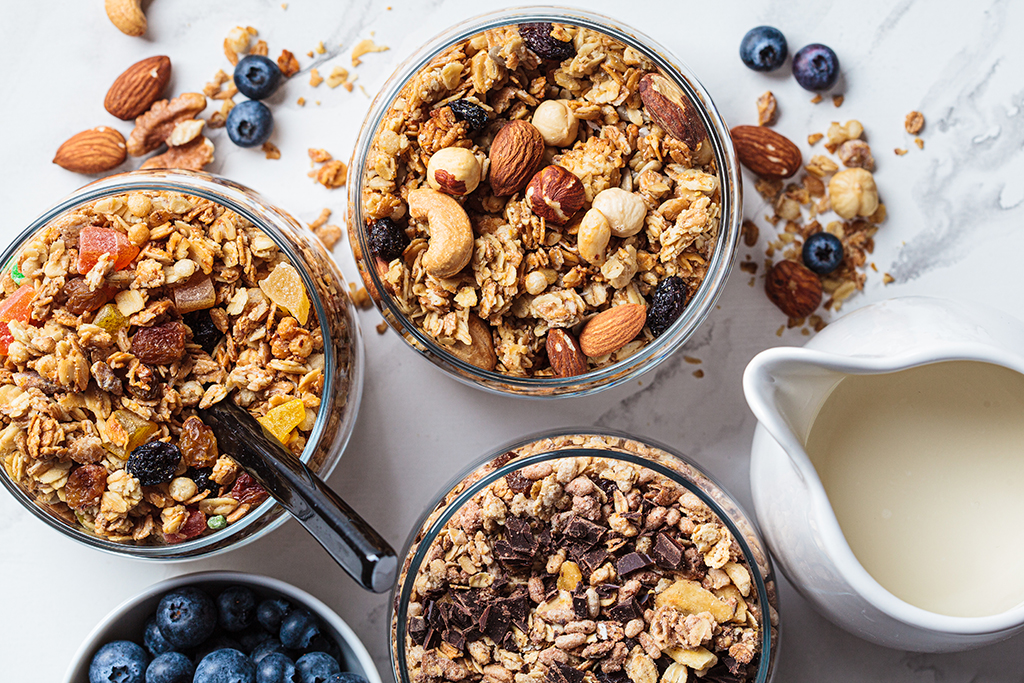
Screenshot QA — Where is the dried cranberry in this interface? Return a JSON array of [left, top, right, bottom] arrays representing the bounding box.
[[367, 218, 409, 262], [166, 508, 207, 543], [647, 276, 689, 338], [65, 463, 107, 509], [519, 23, 575, 61], [447, 100, 489, 132], [131, 321, 188, 365], [228, 471, 269, 507], [127, 440, 182, 485], [64, 277, 114, 315], [180, 416, 219, 468], [184, 310, 223, 355]]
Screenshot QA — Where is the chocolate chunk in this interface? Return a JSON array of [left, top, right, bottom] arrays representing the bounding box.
[[547, 662, 585, 683], [595, 584, 618, 601], [443, 629, 466, 651], [493, 539, 532, 569], [594, 668, 630, 683], [616, 552, 653, 577], [702, 661, 745, 682], [621, 511, 643, 525], [572, 590, 589, 619], [606, 598, 641, 622], [505, 517, 538, 555], [563, 515, 606, 547], [579, 547, 609, 576], [651, 533, 683, 569], [409, 616, 428, 644], [491, 450, 517, 468], [593, 477, 619, 498], [506, 470, 533, 493]]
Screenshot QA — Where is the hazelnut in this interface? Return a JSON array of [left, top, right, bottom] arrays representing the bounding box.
[[837, 139, 875, 171], [525, 165, 585, 225], [825, 119, 863, 152], [531, 100, 579, 147], [577, 208, 611, 265], [591, 188, 647, 237], [524, 271, 549, 295], [427, 147, 481, 196], [828, 168, 879, 219]]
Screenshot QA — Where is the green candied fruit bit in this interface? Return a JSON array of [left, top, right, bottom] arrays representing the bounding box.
[[207, 515, 227, 530], [9, 262, 24, 284], [93, 303, 127, 333]]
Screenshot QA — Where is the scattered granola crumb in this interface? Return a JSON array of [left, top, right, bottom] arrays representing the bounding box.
[[315, 160, 347, 189], [207, 100, 235, 129], [306, 50, 314, 58], [314, 224, 342, 249], [905, 111, 925, 134], [801, 328, 811, 336], [251, 40, 268, 57], [351, 38, 389, 66], [348, 284, 372, 309], [808, 133, 824, 146], [683, 356, 702, 365], [376, 321, 389, 335], [309, 208, 331, 229], [693, 369, 705, 378], [224, 26, 253, 66], [277, 49, 300, 78], [315, 100, 321, 105], [739, 261, 758, 274], [203, 70, 231, 98], [883, 273, 895, 285], [315, 41, 326, 55], [326, 66, 350, 89], [914, 137, 924, 150], [894, 147, 908, 156], [281, 2, 288, 8], [309, 68, 323, 87], [741, 219, 759, 247], [757, 91, 778, 127], [262, 142, 281, 160], [776, 325, 785, 337], [870, 262, 878, 272], [810, 94, 823, 104], [308, 148, 332, 163], [832, 94, 844, 108], [296, 97, 306, 106]]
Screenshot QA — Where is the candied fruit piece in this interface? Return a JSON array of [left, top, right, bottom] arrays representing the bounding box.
[[184, 310, 222, 355], [258, 262, 309, 325], [228, 471, 269, 507], [127, 440, 182, 485], [108, 409, 159, 454], [65, 463, 108, 510], [207, 515, 227, 530], [65, 277, 115, 315], [131, 321, 188, 365], [93, 303, 127, 333], [6, 259, 24, 284], [257, 398, 305, 443], [0, 283, 36, 354], [180, 416, 219, 468], [77, 226, 139, 275], [173, 273, 217, 314]]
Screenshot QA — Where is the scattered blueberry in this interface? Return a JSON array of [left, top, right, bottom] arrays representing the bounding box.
[[792, 43, 840, 91], [234, 55, 283, 101], [218, 586, 258, 632], [227, 100, 275, 148], [367, 218, 409, 262], [447, 100, 489, 132], [739, 26, 788, 72], [279, 609, 320, 650], [237, 624, 274, 653], [184, 310, 223, 355], [156, 587, 218, 649], [257, 599, 293, 633], [126, 440, 182, 486], [146, 652, 194, 683], [144, 616, 175, 656], [256, 653, 297, 683], [518, 22, 575, 61], [802, 232, 844, 274], [194, 649, 255, 683], [325, 675, 368, 683], [646, 276, 689, 338], [89, 640, 149, 683], [295, 652, 341, 683], [249, 638, 289, 664]]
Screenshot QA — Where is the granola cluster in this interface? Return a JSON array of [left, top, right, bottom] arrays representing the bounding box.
[[0, 191, 328, 544], [396, 435, 777, 683], [359, 23, 723, 377]]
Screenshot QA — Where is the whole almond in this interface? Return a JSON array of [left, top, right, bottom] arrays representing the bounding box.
[[638, 73, 707, 150], [448, 314, 497, 371], [764, 260, 822, 318], [488, 120, 545, 196], [579, 304, 647, 358], [546, 328, 588, 377], [526, 165, 585, 225], [105, 0, 146, 37], [53, 127, 127, 174], [730, 125, 802, 179], [105, 56, 172, 120]]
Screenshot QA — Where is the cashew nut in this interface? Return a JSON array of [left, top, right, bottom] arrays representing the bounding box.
[[577, 208, 611, 265], [447, 314, 497, 371], [105, 0, 146, 37], [408, 188, 474, 279]]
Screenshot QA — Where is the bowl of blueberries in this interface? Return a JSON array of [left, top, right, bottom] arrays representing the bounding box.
[[65, 571, 381, 683]]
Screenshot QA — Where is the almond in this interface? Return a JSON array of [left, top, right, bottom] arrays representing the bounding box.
[[638, 73, 707, 150], [546, 328, 588, 377], [525, 165, 585, 225], [579, 304, 647, 358], [53, 127, 127, 174], [448, 314, 497, 371], [730, 125, 802, 179], [105, 56, 172, 121], [764, 260, 822, 318], [488, 120, 545, 196]]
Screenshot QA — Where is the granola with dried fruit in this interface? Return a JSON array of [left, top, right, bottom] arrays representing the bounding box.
[[357, 23, 723, 377], [0, 191, 328, 544]]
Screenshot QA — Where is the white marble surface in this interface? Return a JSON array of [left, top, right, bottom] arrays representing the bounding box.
[[1, 0, 1023, 679]]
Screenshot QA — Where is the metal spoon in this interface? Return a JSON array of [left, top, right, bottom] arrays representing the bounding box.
[[199, 401, 397, 593]]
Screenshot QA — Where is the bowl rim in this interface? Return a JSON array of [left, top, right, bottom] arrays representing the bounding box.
[[347, 6, 741, 398], [61, 569, 383, 683]]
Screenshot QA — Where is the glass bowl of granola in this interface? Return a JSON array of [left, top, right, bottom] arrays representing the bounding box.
[[391, 430, 779, 683], [348, 8, 741, 397], [0, 169, 362, 558]]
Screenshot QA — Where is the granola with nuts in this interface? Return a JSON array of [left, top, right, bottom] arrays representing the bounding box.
[[0, 191, 329, 544], [394, 434, 778, 683], [357, 23, 724, 378]]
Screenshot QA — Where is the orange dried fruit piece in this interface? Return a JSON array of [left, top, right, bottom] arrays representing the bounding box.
[[173, 273, 217, 313], [258, 398, 305, 443], [0, 283, 36, 354], [259, 262, 309, 325], [77, 226, 139, 275], [93, 303, 127, 333], [107, 409, 159, 454]]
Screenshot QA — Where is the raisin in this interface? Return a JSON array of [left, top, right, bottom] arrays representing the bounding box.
[[131, 321, 188, 365], [647, 276, 689, 338], [64, 277, 114, 315], [519, 23, 575, 61], [126, 363, 162, 400], [127, 440, 182, 486], [65, 463, 107, 509], [187, 467, 216, 495], [368, 218, 409, 262], [184, 310, 222, 355], [228, 471, 269, 507], [447, 100, 489, 132], [180, 416, 219, 468]]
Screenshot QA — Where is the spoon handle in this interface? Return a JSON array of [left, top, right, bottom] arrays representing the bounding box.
[[200, 402, 397, 593]]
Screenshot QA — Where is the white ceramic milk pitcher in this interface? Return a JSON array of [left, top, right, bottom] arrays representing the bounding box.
[[743, 297, 1024, 652]]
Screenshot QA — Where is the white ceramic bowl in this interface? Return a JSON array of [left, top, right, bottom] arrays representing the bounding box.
[[63, 571, 382, 683]]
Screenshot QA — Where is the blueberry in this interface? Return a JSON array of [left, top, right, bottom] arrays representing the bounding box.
[[303, 634, 342, 662], [194, 636, 245, 665], [792, 43, 840, 91], [250, 638, 289, 664], [146, 652, 194, 683], [257, 599, 293, 633], [646, 276, 689, 338], [195, 649, 256, 683], [367, 218, 408, 262], [325, 675, 368, 683], [89, 640, 149, 683], [127, 441, 182, 486], [802, 232, 844, 274], [279, 609, 320, 650], [256, 653, 297, 683], [156, 587, 218, 649], [227, 100, 274, 148], [295, 652, 341, 683], [739, 26, 788, 72], [144, 617, 175, 656], [218, 586, 258, 632], [234, 55, 283, 100], [237, 624, 274, 653]]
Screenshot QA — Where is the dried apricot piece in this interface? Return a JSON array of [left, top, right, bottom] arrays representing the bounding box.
[[259, 262, 309, 325], [108, 409, 159, 454], [131, 321, 188, 365], [77, 226, 139, 274], [92, 303, 127, 332], [180, 416, 218, 467], [257, 398, 305, 443], [0, 283, 36, 354]]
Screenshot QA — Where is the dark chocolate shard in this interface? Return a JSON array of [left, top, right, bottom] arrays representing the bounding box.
[[506, 470, 533, 494], [579, 547, 609, 576], [409, 616, 428, 644], [595, 584, 618, 601], [491, 450, 517, 468], [505, 517, 538, 555], [594, 669, 630, 683], [606, 598, 641, 622], [443, 628, 466, 651], [616, 552, 653, 577], [547, 662, 585, 683], [651, 532, 683, 569], [563, 515, 606, 547], [621, 511, 643, 526], [572, 590, 589, 619]]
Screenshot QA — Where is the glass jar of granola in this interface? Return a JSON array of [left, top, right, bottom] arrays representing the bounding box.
[[391, 430, 779, 683], [348, 9, 741, 397], [0, 169, 363, 559]]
